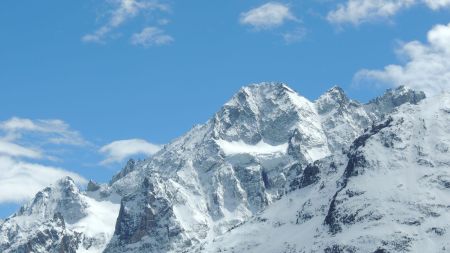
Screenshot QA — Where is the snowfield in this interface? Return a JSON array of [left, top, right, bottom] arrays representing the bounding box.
[[215, 139, 288, 156]]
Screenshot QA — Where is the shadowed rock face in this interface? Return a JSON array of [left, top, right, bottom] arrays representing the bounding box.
[[289, 162, 321, 190], [0, 83, 430, 253], [105, 178, 189, 253]]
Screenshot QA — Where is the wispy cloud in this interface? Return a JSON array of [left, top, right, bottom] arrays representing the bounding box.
[[0, 117, 87, 204], [130, 26, 173, 47], [0, 141, 42, 159], [100, 138, 162, 164], [283, 27, 307, 44], [327, 0, 450, 25], [0, 117, 88, 146], [240, 2, 297, 30], [82, 0, 170, 43], [354, 22, 450, 95]]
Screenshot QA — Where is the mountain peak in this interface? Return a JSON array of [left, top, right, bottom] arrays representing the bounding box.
[[370, 85, 425, 105], [241, 82, 294, 93], [328, 85, 345, 93], [315, 85, 350, 114], [366, 85, 426, 115], [14, 176, 87, 224], [225, 82, 295, 107], [110, 158, 138, 185], [213, 82, 322, 145], [55, 176, 77, 190]]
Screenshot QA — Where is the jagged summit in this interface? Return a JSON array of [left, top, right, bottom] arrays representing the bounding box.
[[226, 82, 295, 103], [324, 85, 346, 97], [15, 176, 86, 221], [214, 82, 325, 147], [315, 85, 352, 114], [371, 85, 425, 104], [110, 158, 139, 185], [366, 85, 426, 117]]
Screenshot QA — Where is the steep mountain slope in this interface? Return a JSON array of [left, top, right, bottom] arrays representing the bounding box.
[[204, 92, 450, 253], [0, 83, 428, 253]]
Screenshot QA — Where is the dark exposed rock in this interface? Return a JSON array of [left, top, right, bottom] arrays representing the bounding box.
[[296, 200, 314, 224], [86, 180, 101, 192], [324, 244, 356, 253], [290, 163, 320, 190], [381, 235, 413, 252], [373, 248, 389, 253], [427, 227, 446, 236], [324, 118, 393, 234]]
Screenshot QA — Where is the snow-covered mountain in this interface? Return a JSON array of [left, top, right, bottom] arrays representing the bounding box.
[[1, 83, 443, 253], [204, 91, 450, 253]]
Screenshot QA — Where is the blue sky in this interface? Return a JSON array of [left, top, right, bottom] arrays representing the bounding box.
[[0, 0, 449, 217]]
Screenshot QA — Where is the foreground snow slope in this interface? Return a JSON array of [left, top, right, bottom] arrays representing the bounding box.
[[0, 83, 429, 252]]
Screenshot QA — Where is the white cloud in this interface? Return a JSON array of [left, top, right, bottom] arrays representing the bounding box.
[[425, 0, 450, 9], [82, 0, 169, 43], [0, 117, 87, 146], [354, 22, 450, 95], [327, 0, 450, 25], [327, 0, 415, 25], [130, 26, 174, 47], [0, 117, 87, 204], [0, 141, 42, 159], [100, 139, 162, 164], [240, 2, 297, 30], [0, 156, 86, 203]]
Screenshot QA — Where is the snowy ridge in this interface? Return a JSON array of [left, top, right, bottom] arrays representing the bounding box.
[[0, 83, 432, 253]]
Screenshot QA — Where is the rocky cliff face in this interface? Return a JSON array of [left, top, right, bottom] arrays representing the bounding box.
[[0, 83, 432, 253]]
